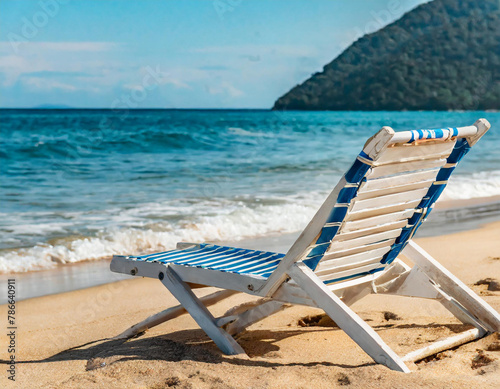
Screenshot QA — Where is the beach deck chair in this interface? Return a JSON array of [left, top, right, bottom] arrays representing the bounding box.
[[111, 119, 500, 373]]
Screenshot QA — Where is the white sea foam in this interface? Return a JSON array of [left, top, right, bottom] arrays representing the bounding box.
[[227, 127, 269, 137], [440, 170, 500, 200], [2, 170, 500, 274], [6, 221, 73, 236], [0, 194, 322, 273]]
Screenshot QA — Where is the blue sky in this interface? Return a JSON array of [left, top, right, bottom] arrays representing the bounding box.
[[0, 0, 428, 108]]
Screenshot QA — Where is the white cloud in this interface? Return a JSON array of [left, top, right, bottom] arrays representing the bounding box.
[[0, 41, 118, 54], [166, 78, 191, 89], [0, 40, 317, 107], [23, 77, 77, 91], [206, 81, 244, 97], [0, 54, 41, 85], [123, 84, 145, 92], [34, 42, 118, 52], [189, 44, 318, 58], [0, 41, 127, 89]]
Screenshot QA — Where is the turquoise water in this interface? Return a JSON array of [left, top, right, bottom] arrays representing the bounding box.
[[1, 109, 499, 273]]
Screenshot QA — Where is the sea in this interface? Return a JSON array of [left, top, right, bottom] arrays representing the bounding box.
[[1, 109, 500, 274]]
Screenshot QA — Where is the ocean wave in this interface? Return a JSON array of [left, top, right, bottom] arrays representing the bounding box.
[[0, 196, 321, 274], [3, 131, 216, 161], [227, 127, 273, 137], [1, 171, 499, 274], [440, 170, 500, 200]]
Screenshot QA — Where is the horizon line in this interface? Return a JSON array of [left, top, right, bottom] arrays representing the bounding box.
[[0, 107, 272, 111], [1, 108, 498, 113]]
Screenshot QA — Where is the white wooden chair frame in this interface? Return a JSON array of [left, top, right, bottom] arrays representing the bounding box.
[[111, 119, 500, 373]]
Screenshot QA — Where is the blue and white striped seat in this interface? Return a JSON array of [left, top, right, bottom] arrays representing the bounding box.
[[130, 244, 285, 278]]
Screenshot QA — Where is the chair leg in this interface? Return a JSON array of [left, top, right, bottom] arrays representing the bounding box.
[[113, 289, 238, 339], [290, 263, 411, 373], [375, 265, 488, 332], [160, 266, 245, 355], [435, 288, 488, 333], [404, 241, 500, 332]]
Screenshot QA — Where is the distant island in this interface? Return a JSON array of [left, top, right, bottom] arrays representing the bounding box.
[[273, 0, 500, 111]]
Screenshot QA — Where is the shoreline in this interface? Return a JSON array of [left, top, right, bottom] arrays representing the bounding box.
[[1, 195, 500, 304]]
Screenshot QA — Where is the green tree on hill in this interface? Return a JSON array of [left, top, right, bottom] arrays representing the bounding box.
[[273, 0, 500, 111]]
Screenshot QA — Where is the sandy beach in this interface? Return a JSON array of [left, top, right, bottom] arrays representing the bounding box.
[[1, 216, 500, 388], [2, 0, 500, 387]]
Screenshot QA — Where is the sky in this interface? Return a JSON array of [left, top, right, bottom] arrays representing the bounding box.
[[0, 0, 428, 109]]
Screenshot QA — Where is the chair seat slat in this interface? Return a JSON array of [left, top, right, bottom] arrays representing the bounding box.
[[347, 199, 422, 221], [316, 246, 392, 274], [323, 240, 395, 261], [327, 229, 402, 254], [318, 262, 384, 283], [355, 180, 434, 201], [332, 220, 409, 242], [360, 169, 439, 192], [342, 209, 415, 233], [373, 140, 456, 166], [351, 188, 429, 212], [366, 158, 446, 180]]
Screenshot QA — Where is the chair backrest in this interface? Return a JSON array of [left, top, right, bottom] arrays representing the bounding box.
[[293, 119, 490, 286]]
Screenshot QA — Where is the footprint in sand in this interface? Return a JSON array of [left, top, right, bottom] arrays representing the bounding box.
[[471, 350, 496, 370], [297, 314, 338, 328], [474, 278, 500, 291]]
